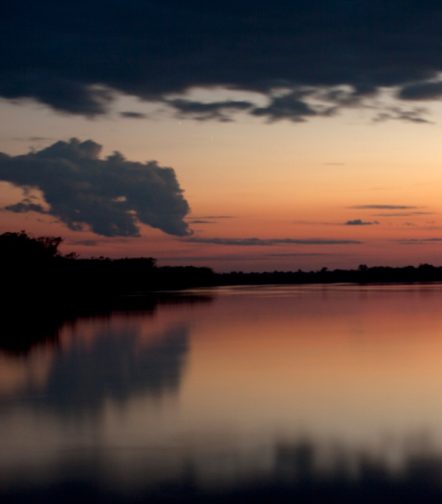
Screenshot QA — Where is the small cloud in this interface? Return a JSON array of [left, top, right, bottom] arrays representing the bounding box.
[[374, 211, 433, 217], [119, 111, 147, 119], [345, 219, 379, 226], [291, 220, 337, 226], [167, 99, 253, 122], [69, 239, 98, 247], [251, 91, 324, 123], [266, 252, 336, 257], [4, 201, 47, 213], [351, 204, 419, 210], [197, 215, 234, 219], [372, 106, 431, 124], [186, 237, 361, 246], [188, 219, 214, 225], [187, 215, 235, 225], [398, 238, 442, 245], [161, 252, 337, 262], [161, 254, 256, 262], [12, 136, 53, 143]]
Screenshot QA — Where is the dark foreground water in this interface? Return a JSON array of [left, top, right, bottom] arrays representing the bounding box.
[[2, 284, 442, 503]]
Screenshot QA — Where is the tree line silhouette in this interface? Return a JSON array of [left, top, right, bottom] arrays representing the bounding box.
[[0, 231, 215, 352], [1, 231, 214, 308], [217, 263, 442, 286], [3, 230, 442, 351], [4, 230, 442, 314]]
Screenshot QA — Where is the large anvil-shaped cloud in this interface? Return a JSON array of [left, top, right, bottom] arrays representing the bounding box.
[[0, 1, 441, 122], [0, 139, 190, 237]]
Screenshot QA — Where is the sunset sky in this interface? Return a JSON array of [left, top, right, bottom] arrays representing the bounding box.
[[1, 0, 442, 271]]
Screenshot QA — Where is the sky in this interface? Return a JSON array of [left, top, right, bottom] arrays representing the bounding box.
[[1, 0, 442, 271]]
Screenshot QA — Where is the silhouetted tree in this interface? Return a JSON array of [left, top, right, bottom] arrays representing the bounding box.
[[0, 231, 62, 262]]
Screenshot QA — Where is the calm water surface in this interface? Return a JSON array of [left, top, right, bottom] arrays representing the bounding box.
[[2, 284, 442, 502]]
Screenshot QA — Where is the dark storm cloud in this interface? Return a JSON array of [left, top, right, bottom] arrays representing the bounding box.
[[345, 219, 379, 226], [399, 81, 442, 100], [0, 138, 190, 237], [187, 237, 361, 246], [351, 205, 419, 210], [1, 1, 441, 121]]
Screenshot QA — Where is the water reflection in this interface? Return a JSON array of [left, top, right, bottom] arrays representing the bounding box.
[[1, 310, 62, 355], [2, 285, 442, 502], [0, 293, 214, 416], [0, 292, 212, 356], [2, 437, 442, 503], [0, 324, 189, 416]]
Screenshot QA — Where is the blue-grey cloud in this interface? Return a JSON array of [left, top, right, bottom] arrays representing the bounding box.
[[162, 254, 256, 262], [188, 220, 215, 225], [266, 252, 336, 257], [187, 215, 235, 225], [167, 99, 253, 122], [372, 106, 431, 124], [399, 238, 442, 244], [186, 237, 361, 246], [161, 252, 335, 262], [12, 136, 53, 143], [345, 219, 379, 226], [0, 138, 190, 237], [68, 239, 99, 247], [195, 215, 234, 219], [374, 211, 433, 217], [1, 1, 441, 122], [351, 205, 419, 210], [4, 200, 47, 214], [251, 91, 330, 122], [119, 111, 147, 119]]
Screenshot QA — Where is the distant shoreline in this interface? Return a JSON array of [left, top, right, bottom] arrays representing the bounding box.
[[4, 229, 442, 354], [4, 231, 442, 312]]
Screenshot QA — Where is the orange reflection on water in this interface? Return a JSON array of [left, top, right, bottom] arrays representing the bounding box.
[[178, 285, 442, 443]]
